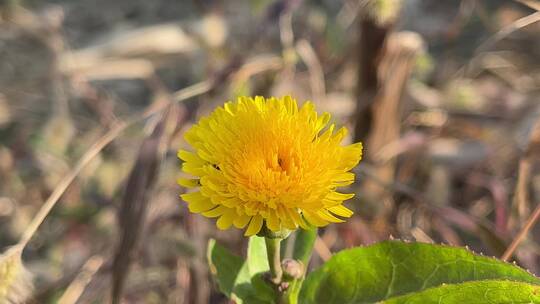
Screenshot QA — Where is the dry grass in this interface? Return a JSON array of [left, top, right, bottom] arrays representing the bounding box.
[[1, 0, 540, 302]]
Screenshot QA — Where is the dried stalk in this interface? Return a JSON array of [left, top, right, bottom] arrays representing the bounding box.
[[502, 203, 540, 261], [111, 105, 175, 303], [296, 39, 326, 99], [57, 256, 104, 304], [18, 80, 213, 250]]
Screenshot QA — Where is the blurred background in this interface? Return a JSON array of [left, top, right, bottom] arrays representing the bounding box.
[[1, 0, 540, 303]]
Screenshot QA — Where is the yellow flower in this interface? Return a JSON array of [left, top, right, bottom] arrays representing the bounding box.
[[178, 96, 362, 236]]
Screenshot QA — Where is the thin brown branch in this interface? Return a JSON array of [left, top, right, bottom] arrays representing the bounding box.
[[457, 9, 540, 78], [502, 203, 540, 261], [356, 164, 508, 254], [475, 11, 540, 54], [111, 104, 173, 304], [58, 256, 104, 304], [314, 237, 332, 262], [515, 0, 540, 11], [505, 112, 540, 257], [296, 39, 326, 98], [17, 80, 212, 249]]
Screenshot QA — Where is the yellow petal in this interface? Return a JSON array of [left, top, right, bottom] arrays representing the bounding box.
[[188, 198, 215, 213], [220, 198, 240, 208], [277, 206, 296, 230], [245, 215, 263, 236], [287, 208, 309, 230], [315, 112, 331, 132], [180, 192, 214, 213], [177, 178, 200, 188], [266, 211, 280, 231], [326, 192, 355, 202], [233, 214, 251, 229], [332, 127, 347, 142], [328, 205, 354, 218], [182, 163, 206, 176], [203, 205, 228, 218], [216, 210, 235, 230], [178, 150, 204, 163], [303, 211, 328, 227], [317, 210, 344, 223], [332, 172, 355, 183], [180, 192, 206, 204]]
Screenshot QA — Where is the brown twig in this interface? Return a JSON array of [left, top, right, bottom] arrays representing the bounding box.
[[475, 12, 540, 54], [17, 80, 212, 249], [502, 203, 540, 261], [296, 39, 326, 99], [357, 164, 508, 254], [356, 32, 423, 232], [515, 0, 540, 12], [58, 256, 104, 304], [314, 237, 332, 262], [459, 10, 540, 77], [514, 116, 540, 226], [111, 103, 175, 304]]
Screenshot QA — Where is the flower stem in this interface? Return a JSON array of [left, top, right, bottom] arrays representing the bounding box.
[[282, 279, 301, 304], [292, 227, 317, 265], [265, 237, 283, 284]]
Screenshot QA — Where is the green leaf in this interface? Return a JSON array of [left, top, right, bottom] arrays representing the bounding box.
[[207, 237, 274, 304], [383, 280, 540, 304], [299, 241, 540, 304], [247, 236, 270, 275], [206, 239, 244, 298], [251, 273, 276, 303], [231, 261, 268, 304], [246, 236, 274, 302]]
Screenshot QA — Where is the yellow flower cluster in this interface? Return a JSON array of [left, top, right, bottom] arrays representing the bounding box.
[[178, 96, 362, 236]]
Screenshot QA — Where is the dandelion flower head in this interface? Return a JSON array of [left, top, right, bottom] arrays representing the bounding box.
[[178, 96, 362, 236]]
